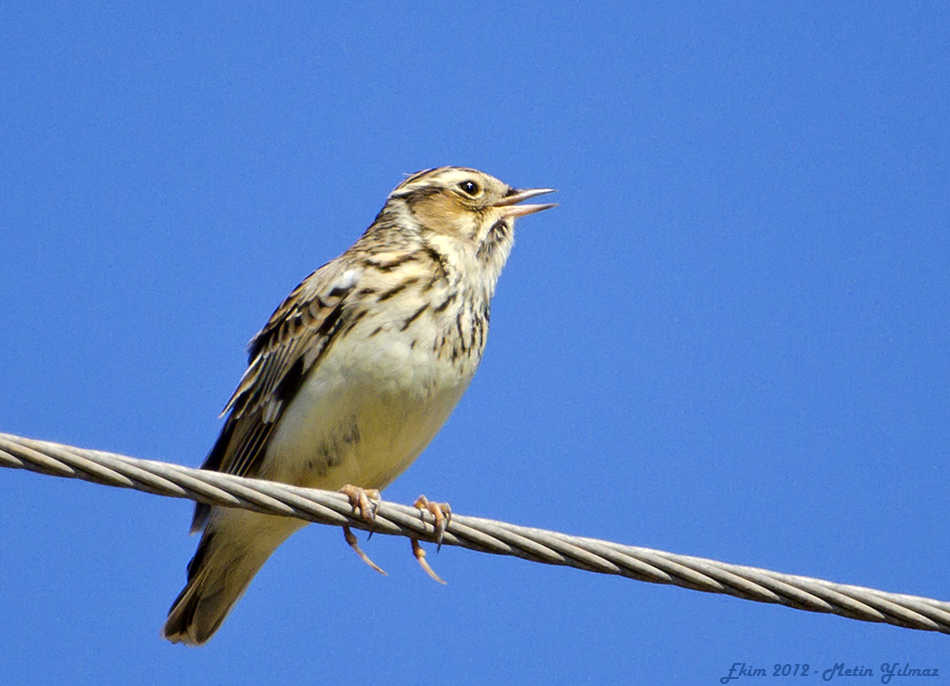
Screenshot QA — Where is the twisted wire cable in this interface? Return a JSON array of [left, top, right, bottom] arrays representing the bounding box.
[[2, 430, 948, 635]]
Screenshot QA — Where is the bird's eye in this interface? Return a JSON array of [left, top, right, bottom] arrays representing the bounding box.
[[458, 180, 480, 196]]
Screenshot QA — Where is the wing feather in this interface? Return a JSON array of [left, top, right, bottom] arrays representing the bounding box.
[[190, 262, 361, 532]]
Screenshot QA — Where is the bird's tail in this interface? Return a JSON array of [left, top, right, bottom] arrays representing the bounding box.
[[162, 510, 306, 646]]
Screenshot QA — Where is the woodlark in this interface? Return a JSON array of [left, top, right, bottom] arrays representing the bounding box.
[[162, 167, 556, 645]]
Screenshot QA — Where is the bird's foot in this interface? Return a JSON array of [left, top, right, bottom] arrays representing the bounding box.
[[341, 484, 381, 525], [411, 495, 452, 585], [340, 485, 386, 576]]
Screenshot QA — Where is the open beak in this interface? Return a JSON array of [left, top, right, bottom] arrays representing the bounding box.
[[494, 187, 558, 218]]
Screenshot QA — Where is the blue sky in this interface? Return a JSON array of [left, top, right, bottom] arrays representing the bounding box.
[[2, 2, 948, 683]]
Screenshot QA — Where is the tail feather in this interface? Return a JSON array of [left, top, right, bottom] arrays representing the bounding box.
[[162, 510, 306, 645]]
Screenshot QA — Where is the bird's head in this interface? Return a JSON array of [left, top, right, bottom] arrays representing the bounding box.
[[383, 167, 556, 274]]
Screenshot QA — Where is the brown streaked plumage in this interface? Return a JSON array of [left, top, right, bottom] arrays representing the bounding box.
[[162, 167, 555, 645]]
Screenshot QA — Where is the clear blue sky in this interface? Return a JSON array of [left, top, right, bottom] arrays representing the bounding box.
[[2, 2, 948, 683]]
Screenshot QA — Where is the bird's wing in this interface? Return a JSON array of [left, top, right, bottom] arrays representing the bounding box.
[[191, 261, 362, 532]]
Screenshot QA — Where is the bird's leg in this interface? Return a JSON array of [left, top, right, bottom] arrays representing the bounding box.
[[340, 485, 386, 576], [411, 495, 452, 585]]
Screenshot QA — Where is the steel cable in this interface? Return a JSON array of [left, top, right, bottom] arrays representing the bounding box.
[[2, 430, 947, 634]]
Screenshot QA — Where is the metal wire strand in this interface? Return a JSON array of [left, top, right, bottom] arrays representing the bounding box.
[[2, 430, 948, 635]]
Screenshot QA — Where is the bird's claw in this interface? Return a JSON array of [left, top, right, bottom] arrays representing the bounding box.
[[343, 525, 387, 576], [340, 485, 386, 575], [340, 484, 381, 526], [411, 495, 452, 584], [413, 495, 452, 549], [411, 538, 447, 585]]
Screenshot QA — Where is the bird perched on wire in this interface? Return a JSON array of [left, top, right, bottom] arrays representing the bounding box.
[[162, 167, 556, 645]]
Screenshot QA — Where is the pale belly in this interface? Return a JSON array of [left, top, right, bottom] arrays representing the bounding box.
[[259, 325, 476, 492]]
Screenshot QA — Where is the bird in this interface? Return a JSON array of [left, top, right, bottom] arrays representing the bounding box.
[[161, 167, 556, 645]]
